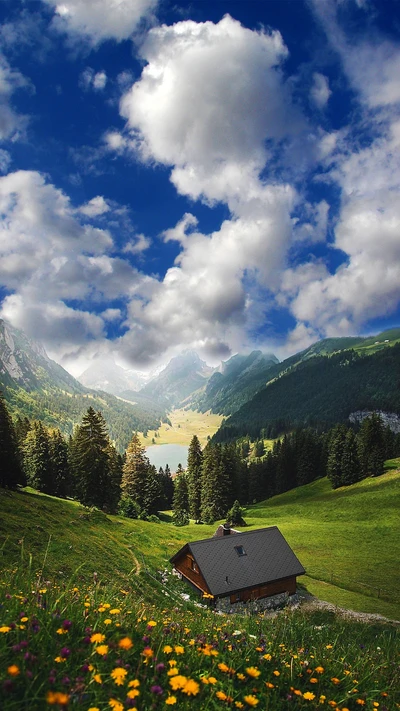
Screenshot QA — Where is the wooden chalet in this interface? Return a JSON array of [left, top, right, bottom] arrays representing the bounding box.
[[170, 526, 305, 604]]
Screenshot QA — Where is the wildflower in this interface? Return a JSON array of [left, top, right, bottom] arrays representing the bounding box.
[[263, 654, 272, 661], [95, 645, 108, 656], [57, 628, 68, 635], [293, 690, 302, 697], [118, 637, 133, 650], [143, 647, 154, 660], [331, 678, 341, 685], [243, 695, 259, 706], [319, 696, 326, 704], [265, 682, 275, 689], [165, 697, 177, 705], [151, 685, 164, 695], [111, 668, 128, 686], [54, 657, 66, 664], [182, 679, 200, 696], [169, 675, 188, 691], [303, 692, 316, 701], [372, 704, 379, 708], [326, 645, 333, 650], [237, 673, 246, 680], [356, 701, 366, 706], [216, 691, 228, 701], [90, 633, 105, 644], [88, 708, 100, 711], [148, 620, 157, 627], [235, 704, 244, 709], [93, 674, 102, 684], [315, 666, 324, 674], [174, 645, 185, 654], [128, 680, 140, 688], [273, 670, 280, 677], [108, 700, 124, 711], [0, 626, 11, 633], [104, 619, 112, 625], [328, 702, 337, 708], [310, 677, 318, 683], [110, 609, 120, 615], [127, 689, 140, 699], [163, 645, 173, 654], [46, 691, 70, 705], [246, 667, 261, 678], [168, 668, 179, 677]]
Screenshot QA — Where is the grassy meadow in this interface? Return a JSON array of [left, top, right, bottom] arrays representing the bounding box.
[[138, 408, 224, 447], [1, 469, 399, 709]]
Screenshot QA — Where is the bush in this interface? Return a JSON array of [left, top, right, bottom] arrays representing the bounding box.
[[118, 495, 140, 519]]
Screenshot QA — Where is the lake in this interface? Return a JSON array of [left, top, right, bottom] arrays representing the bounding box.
[[145, 443, 189, 473]]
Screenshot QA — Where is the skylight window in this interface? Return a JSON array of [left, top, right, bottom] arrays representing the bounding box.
[[234, 545, 246, 556]]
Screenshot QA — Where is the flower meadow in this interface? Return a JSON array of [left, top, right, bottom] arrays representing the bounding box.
[[0, 570, 399, 711]]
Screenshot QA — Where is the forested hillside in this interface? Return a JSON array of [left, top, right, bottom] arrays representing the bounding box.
[[213, 344, 400, 442]]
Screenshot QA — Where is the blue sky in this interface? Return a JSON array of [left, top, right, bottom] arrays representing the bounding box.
[[0, 0, 400, 376]]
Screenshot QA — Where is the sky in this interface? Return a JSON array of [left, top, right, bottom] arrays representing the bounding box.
[[0, 0, 400, 377]]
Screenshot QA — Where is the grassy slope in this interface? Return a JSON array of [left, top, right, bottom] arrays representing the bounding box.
[[244, 470, 400, 620], [139, 407, 223, 447], [1, 468, 399, 620]]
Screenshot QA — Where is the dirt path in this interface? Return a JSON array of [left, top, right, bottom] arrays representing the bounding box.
[[298, 593, 400, 626]]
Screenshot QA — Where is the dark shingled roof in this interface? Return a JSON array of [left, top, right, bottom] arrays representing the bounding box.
[[170, 526, 305, 597]]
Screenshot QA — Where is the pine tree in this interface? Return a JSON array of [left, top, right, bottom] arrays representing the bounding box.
[[72, 408, 115, 509], [172, 465, 189, 525], [200, 444, 230, 524], [341, 429, 361, 486], [187, 435, 203, 522], [227, 499, 246, 526], [23, 420, 52, 493], [159, 465, 174, 508], [358, 413, 385, 478], [326, 424, 347, 489], [48, 429, 70, 498], [142, 464, 163, 516], [275, 434, 296, 494], [121, 432, 151, 512], [0, 392, 25, 489]]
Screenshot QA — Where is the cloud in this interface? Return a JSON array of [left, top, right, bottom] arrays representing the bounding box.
[[79, 195, 111, 216], [123, 233, 152, 254], [0, 54, 31, 141], [310, 72, 331, 108], [0, 170, 155, 363], [80, 67, 107, 91], [43, 0, 158, 46], [120, 15, 303, 205]]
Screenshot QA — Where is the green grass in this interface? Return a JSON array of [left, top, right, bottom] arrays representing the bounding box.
[[139, 408, 223, 447], [244, 471, 400, 620]]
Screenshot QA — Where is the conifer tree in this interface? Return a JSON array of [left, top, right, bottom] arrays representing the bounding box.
[[48, 429, 70, 498], [159, 465, 174, 508], [326, 424, 347, 489], [187, 435, 203, 522], [142, 464, 164, 516], [0, 392, 25, 489], [73, 407, 116, 509], [358, 413, 385, 478], [200, 443, 230, 523], [172, 465, 189, 525], [341, 429, 361, 486], [121, 432, 151, 512], [23, 420, 52, 493]]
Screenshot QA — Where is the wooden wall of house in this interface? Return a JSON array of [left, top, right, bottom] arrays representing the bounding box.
[[174, 554, 210, 595], [229, 576, 297, 604]]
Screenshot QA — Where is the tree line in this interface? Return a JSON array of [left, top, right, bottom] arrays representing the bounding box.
[[1, 391, 398, 523]]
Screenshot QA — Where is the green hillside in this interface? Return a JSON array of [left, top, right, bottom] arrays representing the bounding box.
[[1, 472, 399, 711], [1, 467, 399, 620], [214, 343, 400, 441]]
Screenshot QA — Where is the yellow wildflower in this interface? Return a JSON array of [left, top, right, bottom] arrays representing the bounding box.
[[168, 668, 179, 677], [57, 628, 68, 635], [93, 674, 102, 684], [118, 637, 133, 650], [165, 697, 177, 705], [7, 665, 20, 677], [0, 626, 11, 633], [46, 691, 70, 705], [142, 648, 154, 659], [243, 695, 259, 707], [310, 677, 318, 683], [20, 617, 28, 622], [148, 620, 157, 627], [216, 691, 228, 701], [163, 645, 173, 654], [331, 678, 341, 685], [95, 645, 109, 655], [263, 653, 272, 661], [293, 690, 303, 697], [183, 679, 200, 696], [54, 656, 67, 663], [169, 675, 188, 691], [88, 708, 100, 711], [303, 692, 316, 701], [111, 668, 128, 686], [90, 633, 105, 644], [174, 645, 185, 654], [237, 673, 246, 680], [265, 682, 274, 689], [356, 701, 365, 706], [326, 644, 333, 650], [109, 608, 120, 615], [127, 689, 140, 699], [128, 680, 140, 688], [246, 667, 261, 678], [104, 618, 112, 625], [108, 700, 124, 711], [273, 670, 280, 677], [315, 666, 325, 674], [235, 704, 244, 709], [328, 702, 337, 708]]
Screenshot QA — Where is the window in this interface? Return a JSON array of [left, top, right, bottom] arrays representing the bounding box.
[[234, 545, 246, 556], [190, 558, 198, 573]]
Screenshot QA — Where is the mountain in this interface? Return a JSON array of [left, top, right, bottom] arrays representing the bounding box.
[[190, 350, 279, 415], [0, 319, 164, 450], [213, 336, 400, 442], [78, 357, 149, 396], [139, 350, 215, 408]]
